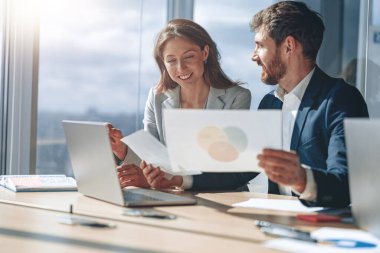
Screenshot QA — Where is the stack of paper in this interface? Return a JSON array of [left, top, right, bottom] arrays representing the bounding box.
[[0, 174, 77, 192]]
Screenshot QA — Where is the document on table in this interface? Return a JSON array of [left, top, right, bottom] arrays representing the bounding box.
[[232, 198, 324, 213], [122, 110, 282, 175]]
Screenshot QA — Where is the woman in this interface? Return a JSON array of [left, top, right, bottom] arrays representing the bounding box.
[[111, 19, 251, 189]]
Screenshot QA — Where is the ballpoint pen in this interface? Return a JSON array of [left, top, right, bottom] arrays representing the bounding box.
[[59, 216, 117, 228], [123, 209, 177, 220], [59, 204, 116, 228], [255, 220, 316, 243]]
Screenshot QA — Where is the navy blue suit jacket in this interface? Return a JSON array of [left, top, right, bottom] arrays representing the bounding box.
[[191, 66, 368, 208]]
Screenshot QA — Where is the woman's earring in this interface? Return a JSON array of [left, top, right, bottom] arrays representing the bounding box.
[[204, 59, 208, 65]]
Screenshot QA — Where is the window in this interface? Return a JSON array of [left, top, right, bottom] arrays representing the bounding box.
[[37, 0, 166, 175], [193, 0, 274, 110], [365, 0, 380, 117], [0, 0, 4, 175]]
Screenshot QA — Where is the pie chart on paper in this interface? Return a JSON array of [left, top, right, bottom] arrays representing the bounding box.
[[197, 126, 248, 162]]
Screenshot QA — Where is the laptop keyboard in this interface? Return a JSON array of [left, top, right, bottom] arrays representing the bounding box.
[[122, 188, 194, 205], [123, 191, 163, 202]]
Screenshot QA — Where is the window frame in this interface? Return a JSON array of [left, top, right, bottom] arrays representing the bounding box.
[[1, 0, 39, 175]]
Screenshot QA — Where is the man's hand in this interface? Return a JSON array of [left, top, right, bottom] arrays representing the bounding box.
[[107, 123, 127, 160], [117, 163, 150, 188], [257, 148, 307, 193], [140, 161, 183, 189]]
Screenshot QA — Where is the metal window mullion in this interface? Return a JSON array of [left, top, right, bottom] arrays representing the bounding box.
[[167, 0, 194, 21], [5, 0, 39, 175], [356, 0, 371, 98], [0, 0, 9, 175]]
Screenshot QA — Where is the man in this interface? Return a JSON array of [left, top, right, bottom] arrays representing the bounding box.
[[248, 1, 369, 207], [141, 1, 369, 208]]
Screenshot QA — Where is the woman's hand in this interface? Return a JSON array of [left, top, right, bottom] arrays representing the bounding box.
[[117, 163, 150, 188], [140, 161, 183, 189], [107, 123, 127, 160]]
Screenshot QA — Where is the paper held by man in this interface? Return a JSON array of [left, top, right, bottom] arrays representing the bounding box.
[[122, 110, 282, 176]]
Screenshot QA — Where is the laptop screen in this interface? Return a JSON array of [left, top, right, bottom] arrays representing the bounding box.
[[63, 120, 125, 205], [344, 118, 380, 238]]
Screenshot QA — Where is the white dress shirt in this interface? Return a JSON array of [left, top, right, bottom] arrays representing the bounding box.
[[273, 68, 317, 201]]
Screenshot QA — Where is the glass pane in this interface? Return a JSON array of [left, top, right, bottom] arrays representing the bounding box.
[[37, 0, 166, 176], [367, 0, 380, 117], [0, 0, 2, 73], [194, 0, 276, 110], [0, 0, 4, 175]]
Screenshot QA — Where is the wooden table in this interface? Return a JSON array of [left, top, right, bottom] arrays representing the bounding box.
[[0, 187, 355, 252]]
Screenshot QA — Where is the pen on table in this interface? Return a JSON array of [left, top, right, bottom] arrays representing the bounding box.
[[62, 203, 116, 228], [255, 220, 317, 243], [123, 209, 177, 220], [59, 216, 117, 229]]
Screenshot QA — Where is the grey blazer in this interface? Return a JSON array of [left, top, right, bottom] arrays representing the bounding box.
[[143, 85, 251, 145]]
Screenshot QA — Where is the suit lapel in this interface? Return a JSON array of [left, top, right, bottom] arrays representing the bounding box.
[[162, 85, 181, 109], [290, 67, 322, 150], [206, 87, 225, 109]]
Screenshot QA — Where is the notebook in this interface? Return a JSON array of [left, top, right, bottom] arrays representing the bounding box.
[[62, 120, 196, 207], [0, 174, 77, 192], [344, 118, 380, 238]]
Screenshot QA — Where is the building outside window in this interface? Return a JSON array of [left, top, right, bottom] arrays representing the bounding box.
[[37, 0, 166, 175]]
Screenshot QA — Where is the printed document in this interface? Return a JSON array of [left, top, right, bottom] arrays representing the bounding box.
[[122, 110, 282, 175], [232, 198, 324, 213]]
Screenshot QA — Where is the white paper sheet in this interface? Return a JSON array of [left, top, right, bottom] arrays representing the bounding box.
[[121, 130, 172, 173], [163, 109, 282, 173], [232, 198, 324, 213], [264, 228, 380, 253], [121, 130, 200, 175]]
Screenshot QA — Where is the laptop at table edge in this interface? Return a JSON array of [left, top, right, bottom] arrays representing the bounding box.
[[62, 120, 196, 207], [344, 118, 380, 238]]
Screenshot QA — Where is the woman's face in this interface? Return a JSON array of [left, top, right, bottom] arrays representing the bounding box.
[[162, 37, 209, 88]]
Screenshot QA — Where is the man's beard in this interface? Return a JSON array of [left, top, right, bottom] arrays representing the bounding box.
[[260, 51, 286, 85]]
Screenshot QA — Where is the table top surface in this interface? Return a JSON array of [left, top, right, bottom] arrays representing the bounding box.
[[0, 187, 356, 253]]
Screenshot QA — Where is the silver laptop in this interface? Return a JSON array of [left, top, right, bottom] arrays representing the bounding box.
[[344, 118, 380, 237], [62, 120, 196, 207]]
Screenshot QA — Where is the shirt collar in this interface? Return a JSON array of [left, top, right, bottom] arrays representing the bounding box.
[[274, 67, 315, 102]]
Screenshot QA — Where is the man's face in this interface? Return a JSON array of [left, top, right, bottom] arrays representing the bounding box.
[[251, 28, 286, 85]]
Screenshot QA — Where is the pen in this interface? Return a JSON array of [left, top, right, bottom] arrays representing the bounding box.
[[76, 220, 116, 228], [59, 216, 116, 229], [123, 209, 177, 220], [255, 220, 317, 243]]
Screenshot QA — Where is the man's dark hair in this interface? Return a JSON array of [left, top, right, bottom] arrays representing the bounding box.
[[250, 1, 325, 61]]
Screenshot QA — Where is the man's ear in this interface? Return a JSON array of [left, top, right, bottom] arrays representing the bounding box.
[[283, 35, 296, 54]]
